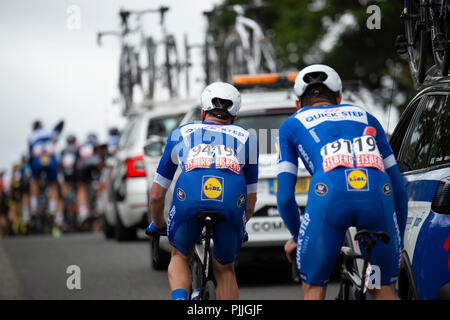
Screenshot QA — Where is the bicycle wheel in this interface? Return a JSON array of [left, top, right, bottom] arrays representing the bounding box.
[[431, 3, 450, 76], [204, 35, 221, 85], [164, 34, 180, 98], [189, 254, 203, 299], [222, 31, 248, 82], [404, 0, 429, 88], [259, 37, 277, 73], [145, 36, 157, 100], [119, 46, 134, 114]]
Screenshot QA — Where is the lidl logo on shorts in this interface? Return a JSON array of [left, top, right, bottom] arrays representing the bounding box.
[[345, 168, 369, 191], [201, 176, 224, 201]]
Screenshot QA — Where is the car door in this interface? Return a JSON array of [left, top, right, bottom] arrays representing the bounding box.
[[394, 92, 450, 299]]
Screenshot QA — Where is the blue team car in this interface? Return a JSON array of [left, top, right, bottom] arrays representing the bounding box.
[[390, 78, 450, 300]]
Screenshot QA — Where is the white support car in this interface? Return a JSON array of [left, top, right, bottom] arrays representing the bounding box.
[[101, 99, 195, 241]]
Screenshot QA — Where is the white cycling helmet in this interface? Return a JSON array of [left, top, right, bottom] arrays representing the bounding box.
[[294, 64, 342, 97], [200, 82, 241, 117]]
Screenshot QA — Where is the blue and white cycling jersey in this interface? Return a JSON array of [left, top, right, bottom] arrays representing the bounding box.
[[276, 104, 408, 286], [154, 121, 258, 193], [153, 121, 259, 263]]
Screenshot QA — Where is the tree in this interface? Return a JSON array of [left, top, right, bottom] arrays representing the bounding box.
[[211, 0, 416, 115]]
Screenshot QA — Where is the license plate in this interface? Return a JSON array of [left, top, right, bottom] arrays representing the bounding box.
[[268, 177, 310, 194]]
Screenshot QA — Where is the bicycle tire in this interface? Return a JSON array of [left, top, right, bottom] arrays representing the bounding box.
[[259, 37, 277, 73], [145, 36, 157, 100], [431, 3, 450, 76], [164, 34, 180, 98], [204, 35, 221, 85], [190, 254, 203, 293], [119, 46, 134, 114], [404, 1, 429, 88], [222, 31, 248, 82]]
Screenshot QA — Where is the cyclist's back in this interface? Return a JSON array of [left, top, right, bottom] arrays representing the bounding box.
[[147, 82, 258, 300], [276, 64, 407, 300], [155, 120, 257, 261]]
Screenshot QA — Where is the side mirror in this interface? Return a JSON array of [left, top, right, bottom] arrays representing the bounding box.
[[144, 136, 166, 157]]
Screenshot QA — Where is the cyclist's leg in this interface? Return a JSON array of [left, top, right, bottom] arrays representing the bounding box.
[[166, 198, 204, 300], [212, 257, 238, 300], [29, 158, 41, 215], [76, 167, 90, 223], [167, 246, 192, 299], [297, 174, 351, 300], [355, 173, 401, 300]]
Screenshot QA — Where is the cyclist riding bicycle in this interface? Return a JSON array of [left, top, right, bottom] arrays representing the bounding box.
[[276, 64, 408, 300], [59, 134, 79, 230], [76, 133, 104, 226], [28, 119, 64, 225], [147, 82, 259, 300]]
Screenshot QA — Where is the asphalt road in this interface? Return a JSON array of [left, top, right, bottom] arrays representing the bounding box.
[[0, 232, 339, 300]]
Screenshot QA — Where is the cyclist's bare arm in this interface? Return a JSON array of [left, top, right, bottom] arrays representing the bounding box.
[[149, 182, 167, 228]]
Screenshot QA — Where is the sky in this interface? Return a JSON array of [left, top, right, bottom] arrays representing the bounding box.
[[0, 0, 221, 171]]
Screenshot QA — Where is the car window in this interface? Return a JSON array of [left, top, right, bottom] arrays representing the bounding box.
[[390, 99, 421, 158], [118, 116, 138, 149], [182, 107, 202, 123], [146, 113, 185, 138], [403, 95, 450, 171], [235, 111, 293, 154]]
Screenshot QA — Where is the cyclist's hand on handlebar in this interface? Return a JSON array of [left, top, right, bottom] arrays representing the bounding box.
[[243, 230, 249, 243], [284, 238, 297, 264], [145, 221, 167, 237]]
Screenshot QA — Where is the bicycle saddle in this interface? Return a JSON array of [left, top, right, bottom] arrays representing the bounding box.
[[195, 211, 226, 224], [354, 230, 390, 244]]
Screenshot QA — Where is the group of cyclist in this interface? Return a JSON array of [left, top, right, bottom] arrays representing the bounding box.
[[0, 120, 121, 238], [146, 64, 408, 300]]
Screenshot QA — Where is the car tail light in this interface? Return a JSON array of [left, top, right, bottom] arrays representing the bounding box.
[[126, 154, 146, 178]]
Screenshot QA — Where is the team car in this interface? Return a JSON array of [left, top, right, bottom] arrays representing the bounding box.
[[389, 78, 450, 300]]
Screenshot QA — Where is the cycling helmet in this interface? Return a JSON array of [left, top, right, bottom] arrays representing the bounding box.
[[294, 64, 342, 98], [200, 82, 241, 117], [87, 133, 98, 144], [66, 134, 76, 144], [109, 127, 120, 136]]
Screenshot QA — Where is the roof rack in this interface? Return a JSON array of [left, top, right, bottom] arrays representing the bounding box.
[[232, 72, 298, 90]]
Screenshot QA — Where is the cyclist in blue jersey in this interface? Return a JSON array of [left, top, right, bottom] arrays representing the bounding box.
[[276, 64, 408, 300], [147, 82, 259, 300], [28, 119, 64, 221]]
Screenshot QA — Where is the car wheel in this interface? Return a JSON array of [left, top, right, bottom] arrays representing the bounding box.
[[102, 214, 115, 239], [114, 203, 136, 241]]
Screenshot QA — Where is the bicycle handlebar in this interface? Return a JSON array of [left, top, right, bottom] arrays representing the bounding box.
[[119, 6, 170, 26], [203, 3, 267, 16]]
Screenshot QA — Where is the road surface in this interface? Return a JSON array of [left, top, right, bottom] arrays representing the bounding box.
[[0, 232, 339, 300]]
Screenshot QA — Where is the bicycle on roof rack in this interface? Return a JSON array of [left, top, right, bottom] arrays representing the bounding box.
[[396, 0, 450, 89], [97, 6, 180, 113], [335, 229, 390, 300], [205, 3, 277, 82]]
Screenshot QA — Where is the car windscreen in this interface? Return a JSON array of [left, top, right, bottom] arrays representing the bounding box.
[[235, 111, 294, 154], [146, 113, 185, 139]]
